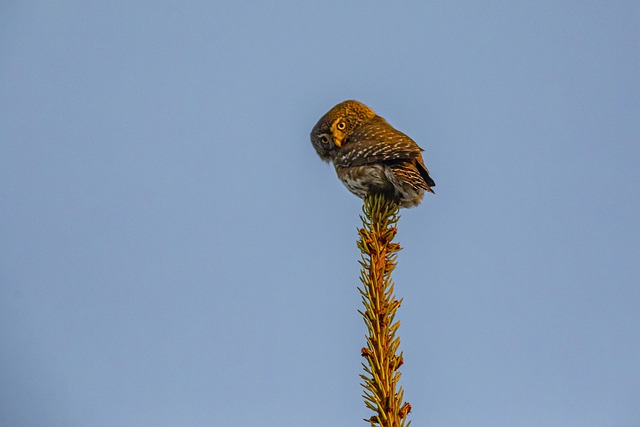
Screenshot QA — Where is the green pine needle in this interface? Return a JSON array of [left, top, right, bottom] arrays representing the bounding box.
[[357, 194, 411, 427]]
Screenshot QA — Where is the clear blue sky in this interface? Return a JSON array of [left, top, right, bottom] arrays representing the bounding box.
[[1, 2, 639, 426]]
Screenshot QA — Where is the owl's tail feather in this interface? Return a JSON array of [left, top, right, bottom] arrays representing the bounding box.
[[416, 160, 436, 193], [388, 162, 435, 195]]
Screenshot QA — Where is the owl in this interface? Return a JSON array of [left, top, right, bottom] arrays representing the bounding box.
[[310, 100, 435, 208]]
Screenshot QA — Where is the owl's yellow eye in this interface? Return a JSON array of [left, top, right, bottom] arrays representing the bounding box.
[[337, 121, 346, 130]]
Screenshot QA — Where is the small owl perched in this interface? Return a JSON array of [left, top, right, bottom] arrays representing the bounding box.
[[310, 100, 435, 208]]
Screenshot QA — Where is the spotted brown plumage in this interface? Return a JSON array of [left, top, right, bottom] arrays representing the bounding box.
[[310, 100, 435, 208]]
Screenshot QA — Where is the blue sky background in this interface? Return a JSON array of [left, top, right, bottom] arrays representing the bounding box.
[[1, 2, 639, 426]]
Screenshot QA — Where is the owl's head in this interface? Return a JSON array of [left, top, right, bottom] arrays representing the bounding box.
[[310, 100, 376, 162]]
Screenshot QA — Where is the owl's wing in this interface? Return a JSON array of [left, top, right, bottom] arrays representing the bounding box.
[[389, 161, 436, 192], [334, 118, 423, 168]]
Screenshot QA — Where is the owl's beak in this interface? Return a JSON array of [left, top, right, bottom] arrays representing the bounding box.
[[329, 121, 346, 148]]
